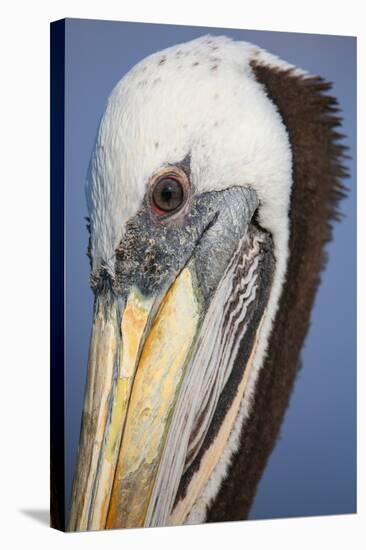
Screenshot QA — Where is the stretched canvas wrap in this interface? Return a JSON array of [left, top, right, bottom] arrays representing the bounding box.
[[50, 18, 356, 532]]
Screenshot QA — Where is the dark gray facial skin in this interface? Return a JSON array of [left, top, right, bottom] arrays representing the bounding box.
[[91, 185, 259, 313]]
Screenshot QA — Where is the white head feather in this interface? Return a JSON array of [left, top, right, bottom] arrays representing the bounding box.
[[87, 35, 300, 276]]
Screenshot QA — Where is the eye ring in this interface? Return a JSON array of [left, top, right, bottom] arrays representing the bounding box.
[[150, 167, 190, 217]]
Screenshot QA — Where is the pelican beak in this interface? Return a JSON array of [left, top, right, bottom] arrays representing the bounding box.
[[68, 186, 265, 531], [68, 264, 202, 531]]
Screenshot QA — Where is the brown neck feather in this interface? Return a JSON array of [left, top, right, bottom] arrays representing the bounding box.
[[207, 61, 348, 522]]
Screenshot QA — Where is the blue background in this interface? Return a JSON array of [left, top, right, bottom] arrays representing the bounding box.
[[64, 19, 356, 523]]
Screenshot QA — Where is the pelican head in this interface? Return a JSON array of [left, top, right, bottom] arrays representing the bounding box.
[[68, 35, 346, 530]]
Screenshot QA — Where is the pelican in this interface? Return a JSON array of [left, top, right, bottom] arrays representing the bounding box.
[[67, 35, 346, 530]]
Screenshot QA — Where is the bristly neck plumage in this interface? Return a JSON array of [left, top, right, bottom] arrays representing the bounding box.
[[206, 61, 347, 523]]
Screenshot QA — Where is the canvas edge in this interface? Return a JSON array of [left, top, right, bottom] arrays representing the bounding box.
[[50, 18, 66, 532]]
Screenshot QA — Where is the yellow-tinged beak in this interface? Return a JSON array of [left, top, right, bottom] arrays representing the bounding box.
[[68, 266, 201, 531]]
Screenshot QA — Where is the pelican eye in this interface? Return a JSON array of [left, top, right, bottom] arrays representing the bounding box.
[[153, 178, 183, 211], [150, 169, 189, 215]]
